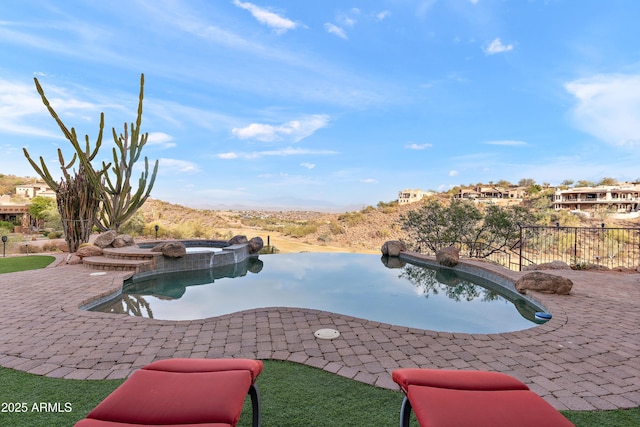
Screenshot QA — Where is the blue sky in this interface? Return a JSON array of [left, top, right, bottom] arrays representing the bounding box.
[[1, 1, 640, 211]]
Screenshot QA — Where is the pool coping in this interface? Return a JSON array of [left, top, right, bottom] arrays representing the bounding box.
[[0, 251, 639, 411]]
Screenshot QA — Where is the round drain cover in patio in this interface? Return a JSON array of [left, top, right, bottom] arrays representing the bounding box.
[[314, 328, 340, 340]]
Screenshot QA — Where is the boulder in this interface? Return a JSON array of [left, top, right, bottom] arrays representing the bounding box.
[[436, 245, 460, 267], [160, 241, 186, 258], [112, 234, 135, 248], [248, 236, 264, 254], [229, 235, 249, 245], [381, 240, 407, 257], [515, 272, 573, 295], [94, 230, 117, 248], [523, 260, 571, 271], [56, 241, 69, 253], [76, 244, 103, 258], [66, 254, 82, 265]]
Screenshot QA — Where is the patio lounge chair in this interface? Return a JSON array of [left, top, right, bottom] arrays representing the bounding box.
[[74, 358, 263, 427], [392, 368, 575, 427]]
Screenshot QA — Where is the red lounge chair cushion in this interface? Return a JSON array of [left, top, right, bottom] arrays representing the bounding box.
[[143, 358, 263, 382], [407, 385, 574, 427], [393, 369, 574, 427], [75, 420, 230, 427], [392, 368, 529, 392], [79, 359, 263, 427]]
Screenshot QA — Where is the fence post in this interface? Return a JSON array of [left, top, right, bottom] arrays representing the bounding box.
[[518, 222, 523, 271]]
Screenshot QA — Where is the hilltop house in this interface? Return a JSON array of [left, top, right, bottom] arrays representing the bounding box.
[[453, 185, 527, 206], [15, 182, 55, 199], [398, 189, 433, 205], [552, 184, 640, 219]]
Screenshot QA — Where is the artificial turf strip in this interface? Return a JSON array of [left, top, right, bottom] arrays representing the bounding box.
[[0, 255, 55, 274], [0, 366, 123, 427], [2, 361, 639, 427]]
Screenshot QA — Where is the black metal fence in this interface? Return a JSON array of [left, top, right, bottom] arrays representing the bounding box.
[[417, 225, 640, 271], [514, 224, 640, 271]]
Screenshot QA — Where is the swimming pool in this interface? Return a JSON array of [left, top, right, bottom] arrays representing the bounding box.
[[91, 253, 546, 334]]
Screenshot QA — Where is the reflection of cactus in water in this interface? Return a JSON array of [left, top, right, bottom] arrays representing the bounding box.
[[400, 264, 499, 302], [103, 295, 154, 318]]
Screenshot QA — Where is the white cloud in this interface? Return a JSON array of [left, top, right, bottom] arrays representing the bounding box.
[[337, 8, 360, 27], [360, 178, 378, 184], [375, 11, 391, 21], [233, 0, 298, 34], [470, 0, 480, 4], [158, 158, 201, 173], [301, 162, 315, 169], [449, 170, 459, 176], [565, 74, 640, 147], [146, 132, 176, 148], [232, 114, 330, 142], [324, 23, 347, 39], [484, 140, 527, 146], [484, 38, 513, 55], [217, 147, 337, 159], [405, 142, 432, 150]]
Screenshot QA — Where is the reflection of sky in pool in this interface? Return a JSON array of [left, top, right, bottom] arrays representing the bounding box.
[[93, 253, 539, 334]]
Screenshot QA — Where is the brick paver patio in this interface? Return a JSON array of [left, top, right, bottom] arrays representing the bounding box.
[[0, 254, 638, 411]]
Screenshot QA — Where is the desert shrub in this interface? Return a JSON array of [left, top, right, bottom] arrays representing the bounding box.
[[48, 231, 63, 239], [283, 223, 318, 238], [0, 221, 13, 233], [41, 242, 59, 252], [317, 233, 331, 244], [371, 229, 390, 239], [361, 205, 375, 214], [338, 211, 364, 227], [377, 201, 399, 213], [19, 244, 42, 254], [329, 221, 345, 234], [119, 212, 146, 236]]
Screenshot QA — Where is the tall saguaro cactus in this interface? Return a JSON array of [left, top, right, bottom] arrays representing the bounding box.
[[24, 74, 158, 252]]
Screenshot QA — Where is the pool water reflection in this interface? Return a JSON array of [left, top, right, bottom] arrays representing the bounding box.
[[92, 253, 544, 334]]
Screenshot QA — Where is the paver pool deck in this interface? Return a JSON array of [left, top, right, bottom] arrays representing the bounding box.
[[0, 253, 638, 412]]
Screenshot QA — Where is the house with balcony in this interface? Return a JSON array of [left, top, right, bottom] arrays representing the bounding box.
[[398, 189, 433, 205], [553, 184, 640, 218], [453, 185, 527, 206]]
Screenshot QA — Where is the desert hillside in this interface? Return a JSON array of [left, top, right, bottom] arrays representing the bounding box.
[[138, 199, 420, 253]]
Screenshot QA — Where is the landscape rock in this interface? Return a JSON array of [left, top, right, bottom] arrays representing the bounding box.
[[159, 241, 186, 258], [56, 241, 69, 252], [93, 230, 117, 248], [229, 235, 249, 245], [248, 236, 264, 254], [436, 245, 460, 267], [515, 272, 573, 295], [76, 244, 103, 258], [381, 240, 407, 257], [523, 260, 571, 271], [112, 234, 135, 248], [66, 254, 82, 265]]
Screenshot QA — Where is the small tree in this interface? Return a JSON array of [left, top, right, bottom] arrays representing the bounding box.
[[28, 196, 55, 230], [400, 199, 535, 258]]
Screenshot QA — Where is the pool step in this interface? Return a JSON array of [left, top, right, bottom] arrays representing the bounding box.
[[82, 256, 155, 273], [83, 247, 160, 273]]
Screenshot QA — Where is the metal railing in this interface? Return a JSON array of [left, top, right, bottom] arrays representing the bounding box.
[[516, 224, 640, 271], [415, 224, 640, 271]]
